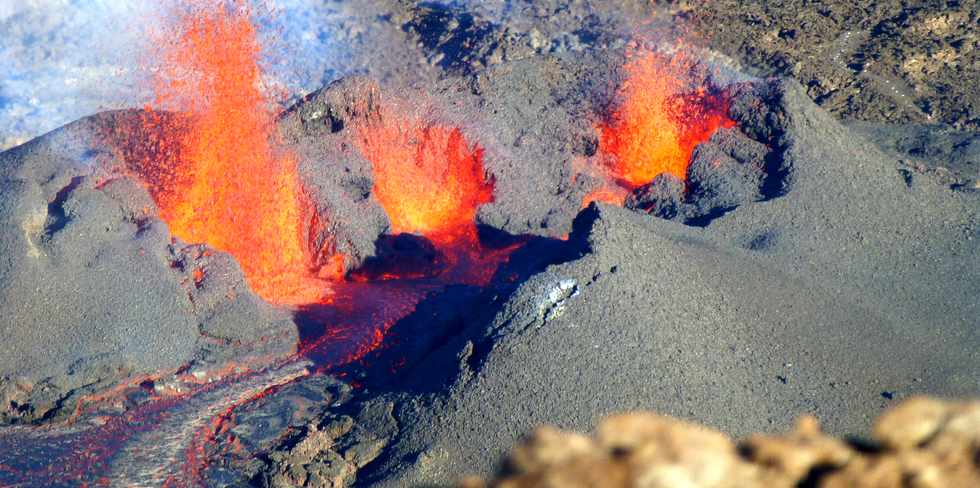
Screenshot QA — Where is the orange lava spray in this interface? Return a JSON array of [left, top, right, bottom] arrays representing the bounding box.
[[353, 105, 494, 247], [143, 1, 332, 305], [587, 48, 734, 205]]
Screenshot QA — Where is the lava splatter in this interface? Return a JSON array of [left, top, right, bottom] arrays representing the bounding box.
[[137, 1, 334, 305], [352, 101, 510, 285], [354, 105, 494, 247], [587, 48, 735, 206]]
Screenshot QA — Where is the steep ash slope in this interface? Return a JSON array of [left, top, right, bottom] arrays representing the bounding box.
[[361, 79, 979, 487], [712, 80, 978, 351]]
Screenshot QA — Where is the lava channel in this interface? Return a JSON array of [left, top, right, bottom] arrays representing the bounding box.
[[296, 99, 527, 367]]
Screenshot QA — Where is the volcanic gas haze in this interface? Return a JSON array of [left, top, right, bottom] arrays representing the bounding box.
[[136, 1, 335, 305]]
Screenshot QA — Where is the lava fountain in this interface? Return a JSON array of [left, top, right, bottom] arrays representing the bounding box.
[[354, 107, 493, 246], [586, 48, 735, 206], [137, 1, 333, 305], [352, 103, 508, 285], [294, 102, 514, 365]]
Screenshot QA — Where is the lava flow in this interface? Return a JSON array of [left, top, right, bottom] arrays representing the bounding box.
[[134, 1, 334, 305], [586, 48, 735, 206]]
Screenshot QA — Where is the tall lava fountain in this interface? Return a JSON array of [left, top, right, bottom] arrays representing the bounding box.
[[140, 1, 334, 305]]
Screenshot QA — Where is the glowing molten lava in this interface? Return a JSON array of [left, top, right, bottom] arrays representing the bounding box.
[[354, 107, 494, 247], [590, 49, 734, 204], [143, 1, 331, 305]]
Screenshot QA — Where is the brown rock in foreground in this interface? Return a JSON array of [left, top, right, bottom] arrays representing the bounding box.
[[461, 397, 980, 488]]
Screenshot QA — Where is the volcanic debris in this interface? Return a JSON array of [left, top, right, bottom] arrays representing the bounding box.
[[460, 396, 980, 488]]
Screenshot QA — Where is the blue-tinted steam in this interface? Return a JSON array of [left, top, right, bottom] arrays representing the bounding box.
[[0, 0, 349, 149]]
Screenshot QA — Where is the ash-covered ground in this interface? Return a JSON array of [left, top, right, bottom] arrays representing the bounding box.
[[0, 1, 977, 487]]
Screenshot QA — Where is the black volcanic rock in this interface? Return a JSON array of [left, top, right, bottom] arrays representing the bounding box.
[[278, 77, 391, 275]]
